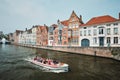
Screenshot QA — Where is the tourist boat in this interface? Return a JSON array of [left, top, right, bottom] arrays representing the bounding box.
[[25, 57, 69, 73]]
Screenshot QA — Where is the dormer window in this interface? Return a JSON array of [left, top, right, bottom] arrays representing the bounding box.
[[84, 27, 87, 29], [106, 24, 111, 26], [113, 23, 118, 26], [93, 26, 97, 28]]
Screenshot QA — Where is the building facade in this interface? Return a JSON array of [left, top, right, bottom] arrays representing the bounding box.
[[79, 15, 120, 47], [68, 11, 83, 46], [13, 30, 23, 45], [53, 11, 83, 46], [48, 24, 57, 46], [8, 33, 14, 42], [18, 26, 37, 45], [36, 25, 48, 46]]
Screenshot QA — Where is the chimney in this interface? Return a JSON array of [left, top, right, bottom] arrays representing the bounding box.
[[57, 19, 60, 24], [32, 25, 34, 28], [80, 15, 82, 20], [44, 24, 47, 27], [25, 28, 27, 31], [119, 12, 120, 19]]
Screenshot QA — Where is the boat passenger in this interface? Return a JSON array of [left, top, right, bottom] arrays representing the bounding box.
[[53, 60, 59, 64], [34, 56, 38, 60]]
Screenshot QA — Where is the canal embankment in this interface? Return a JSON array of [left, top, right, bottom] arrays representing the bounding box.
[[17, 44, 120, 61]]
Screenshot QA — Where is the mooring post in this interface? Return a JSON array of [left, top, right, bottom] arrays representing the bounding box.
[[94, 51, 96, 57]]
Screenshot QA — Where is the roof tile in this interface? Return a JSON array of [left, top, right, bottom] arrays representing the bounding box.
[[61, 20, 69, 26], [81, 15, 118, 26]]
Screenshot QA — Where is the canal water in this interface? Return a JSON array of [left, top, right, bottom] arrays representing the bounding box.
[[0, 44, 120, 80]]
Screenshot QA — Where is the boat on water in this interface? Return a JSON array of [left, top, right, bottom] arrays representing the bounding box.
[[25, 56, 69, 73]]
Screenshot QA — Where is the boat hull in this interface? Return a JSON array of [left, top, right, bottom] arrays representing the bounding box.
[[26, 58, 69, 73]]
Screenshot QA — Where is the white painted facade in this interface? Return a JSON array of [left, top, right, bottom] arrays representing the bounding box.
[[18, 31, 27, 44], [18, 27, 37, 45], [31, 27, 37, 45], [79, 21, 120, 47]]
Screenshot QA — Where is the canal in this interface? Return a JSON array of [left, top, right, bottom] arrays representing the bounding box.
[[0, 44, 120, 80]]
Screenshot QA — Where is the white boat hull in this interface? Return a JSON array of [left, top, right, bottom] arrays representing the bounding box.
[[25, 58, 69, 73]]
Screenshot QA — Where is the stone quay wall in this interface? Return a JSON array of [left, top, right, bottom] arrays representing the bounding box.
[[18, 44, 120, 61], [39, 46, 112, 58]]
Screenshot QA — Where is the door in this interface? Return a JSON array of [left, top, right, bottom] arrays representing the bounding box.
[[99, 37, 104, 46], [81, 39, 90, 47]]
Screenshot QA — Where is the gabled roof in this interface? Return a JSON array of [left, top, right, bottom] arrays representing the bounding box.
[[81, 15, 118, 26], [69, 10, 84, 24], [37, 25, 48, 32], [15, 30, 23, 33], [61, 20, 69, 26]]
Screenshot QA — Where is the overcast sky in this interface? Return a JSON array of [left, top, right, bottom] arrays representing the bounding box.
[[0, 0, 120, 34]]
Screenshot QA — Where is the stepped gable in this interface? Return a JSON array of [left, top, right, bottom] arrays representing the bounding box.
[[69, 10, 84, 24]]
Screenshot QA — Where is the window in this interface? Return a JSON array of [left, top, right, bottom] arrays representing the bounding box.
[[84, 27, 87, 29], [50, 32, 53, 35], [63, 31, 66, 34], [59, 30, 62, 35], [107, 37, 111, 43], [114, 37, 118, 44], [107, 28, 111, 35], [73, 24, 75, 28], [72, 31, 75, 36], [93, 26, 97, 28], [93, 37, 97, 44], [63, 36, 66, 40], [75, 30, 79, 36], [106, 24, 111, 26], [72, 38, 78, 44], [72, 18, 75, 21], [114, 27, 118, 34], [55, 31, 57, 35], [88, 30, 91, 36], [64, 41, 67, 45], [68, 31, 71, 37], [113, 23, 118, 26], [93, 29, 97, 35], [80, 31, 82, 36], [99, 28, 104, 34], [75, 24, 79, 28], [84, 30, 86, 36]]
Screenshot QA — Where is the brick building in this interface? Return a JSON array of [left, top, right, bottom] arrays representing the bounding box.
[[68, 11, 84, 46], [36, 25, 48, 46], [53, 11, 84, 46]]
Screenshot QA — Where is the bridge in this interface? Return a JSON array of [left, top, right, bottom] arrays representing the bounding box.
[[0, 38, 11, 44]]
